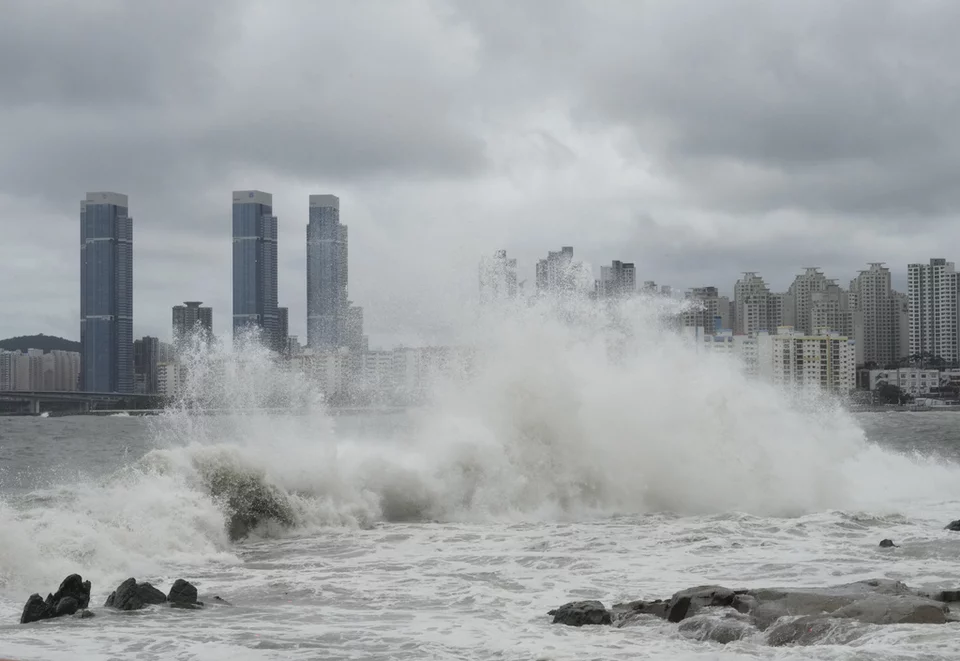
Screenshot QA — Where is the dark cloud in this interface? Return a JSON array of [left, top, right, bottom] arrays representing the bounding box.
[[455, 0, 960, 216], [1, 0, 958, 344]]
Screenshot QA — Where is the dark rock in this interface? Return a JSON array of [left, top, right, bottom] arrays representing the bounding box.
[[199, 465, 296, 541], [74, 609, 95, 619], [168, 579, 199, 606], [927, 589, 960, 602], [210, 596, 233, 606], [551, 600, 612, 626], [20, 594, 55, 625], [104, 578, 168, 611], [667, 586, 736, 623], [879, 539, 898, 548], [945, 520, 960, 531], [610, 599, 669, 626], [54, 597, 79, 617], [829, 594, 948, 624], [549, 577, 957, 644], [51, 574, 91, 609], [20, 574, 92, 624]]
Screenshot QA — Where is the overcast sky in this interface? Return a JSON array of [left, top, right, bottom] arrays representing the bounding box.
[[1, 0, 957, 347]]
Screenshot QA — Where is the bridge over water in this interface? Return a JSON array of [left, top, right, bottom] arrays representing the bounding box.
[[0, 390, 157, 414]]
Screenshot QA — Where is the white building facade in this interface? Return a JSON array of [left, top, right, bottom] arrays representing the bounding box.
[[907, 258, 959, 364], [766, 327, 856, 393]]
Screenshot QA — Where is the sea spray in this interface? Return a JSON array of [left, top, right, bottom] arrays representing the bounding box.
[[4, 295, 960, 594]]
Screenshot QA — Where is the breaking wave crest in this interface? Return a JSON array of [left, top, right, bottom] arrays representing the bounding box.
[[4, 296, 960, 590]]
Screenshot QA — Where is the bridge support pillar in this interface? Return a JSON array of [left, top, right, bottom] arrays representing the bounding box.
[[29, 399, 40, 415]]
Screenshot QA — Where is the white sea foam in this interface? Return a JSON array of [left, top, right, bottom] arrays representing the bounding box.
[[3, 295, 960, 595]]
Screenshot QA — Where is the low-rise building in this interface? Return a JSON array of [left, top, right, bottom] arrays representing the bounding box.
[[765, 326, 856, 393], [868, 368, 941, 396]]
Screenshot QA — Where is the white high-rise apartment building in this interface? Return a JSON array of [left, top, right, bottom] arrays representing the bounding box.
[[0, 349, 78, 391], [733, 272, 770, 335], [157, 362, 187, 399], [907, 258, 959, 363], [0, 351, 13, 390], [479, 250, 518, 304], [597, 260, 637, 298], [786, 267, 831, 335], [764, 327, 856, 393], [810, 280, 852, 338], [699, 330, 773, 379], [848, 263, 907, 367], [683, 287, 732, 335]]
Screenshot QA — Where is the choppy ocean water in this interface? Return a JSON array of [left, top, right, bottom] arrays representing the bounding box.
[[2, 301, 960, 659], [0, 410, 959, 661]]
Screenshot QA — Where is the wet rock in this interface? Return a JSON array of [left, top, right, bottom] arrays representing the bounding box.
[[879, 539, 898, 548], [829, 594, 948, 624], [548, 577, 957, 644], [766, 615, 855, 646], [678, 612, 755, 644], [666, 586, 737, 623], [200, 466, 296, 541], [551, 600, 612, 626], [51, 574, 91, 609], [168, 579, 202, 608], [945, 520, 960, 531], [610, 599, 669, 626], [751, 601, 791, 631], [210, 595, 233, 606], [74, 610, 95, 619], [20, 594, 55, 625], [926, 589, 960, 602], [20, 574, 92, 624], [54, 597, 79, 617], [104, 578, 168, 610], [744, 578, 916, 623]]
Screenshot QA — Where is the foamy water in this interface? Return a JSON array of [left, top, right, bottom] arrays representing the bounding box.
[[2, 297, 960, 659]]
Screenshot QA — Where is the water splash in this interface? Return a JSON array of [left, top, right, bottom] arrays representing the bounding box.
[[3, 295, 960, 592]]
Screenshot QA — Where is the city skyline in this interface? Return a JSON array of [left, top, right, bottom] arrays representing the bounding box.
[[3, 188, 953, 350], [4, 3, 960, 348]]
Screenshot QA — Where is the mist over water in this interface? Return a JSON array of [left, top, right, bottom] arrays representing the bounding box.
[[3, 295, 960, 593]]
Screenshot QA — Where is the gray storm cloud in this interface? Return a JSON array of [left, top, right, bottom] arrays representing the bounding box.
[[0, 0, 957, 344]]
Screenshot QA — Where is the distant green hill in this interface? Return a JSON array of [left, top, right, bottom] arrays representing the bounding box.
[[0, 334, 81, 354]]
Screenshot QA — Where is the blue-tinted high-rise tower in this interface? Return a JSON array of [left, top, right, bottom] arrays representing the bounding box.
[[232, 190, 279, 347], [307, 195, 348, 349], [80, 192, 133, 393]]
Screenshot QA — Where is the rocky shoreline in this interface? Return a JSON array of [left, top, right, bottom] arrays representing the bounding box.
[[550, 578, 960, 646], [19, 574, 228, 625], [547, 522, 960, 646]]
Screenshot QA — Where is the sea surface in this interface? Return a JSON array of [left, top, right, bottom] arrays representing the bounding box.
[[1, 409, 959, 660]]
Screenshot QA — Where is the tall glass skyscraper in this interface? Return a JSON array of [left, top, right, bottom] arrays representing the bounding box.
[[232, 190, 279, 347], [80, 192, 133, 393], [307, 195, 348, 349]]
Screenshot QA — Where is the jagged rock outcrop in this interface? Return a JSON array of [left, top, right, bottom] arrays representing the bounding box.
[[104, 578, 167, 610], [945, 520, 960, 531], [549, 578, 959, 646], [168, 579, 203, 609], [549, 600, 611, 626], [20, 574, 92, 624], [200, 465, 296, 540]]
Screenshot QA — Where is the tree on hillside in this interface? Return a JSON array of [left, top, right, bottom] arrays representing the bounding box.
[[0, 334, 81, 354]]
